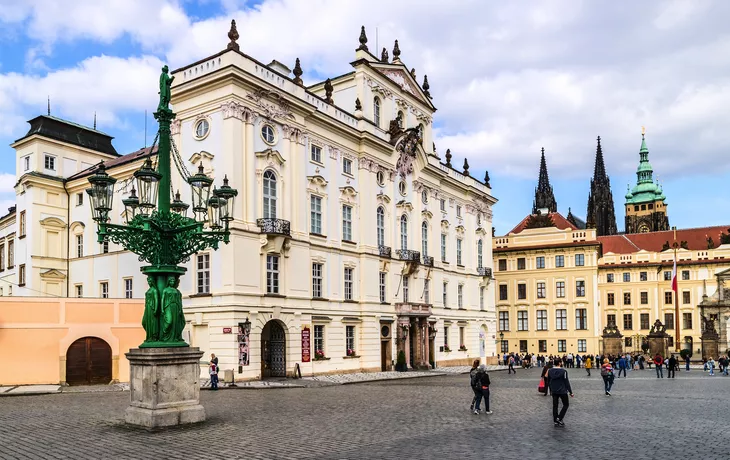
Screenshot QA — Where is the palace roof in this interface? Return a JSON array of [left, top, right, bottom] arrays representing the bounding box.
[[598, 226, 730, 254]]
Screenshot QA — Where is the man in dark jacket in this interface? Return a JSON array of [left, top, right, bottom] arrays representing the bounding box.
[[547, 359, 573, 427], [667, 354, 677, 378]]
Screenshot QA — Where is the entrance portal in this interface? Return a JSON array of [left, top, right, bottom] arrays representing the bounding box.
[[261, 321, 286, 378], [65, 337, 112, 385]]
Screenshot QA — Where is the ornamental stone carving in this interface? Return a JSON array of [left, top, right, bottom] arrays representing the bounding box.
[[170, 119, 181, 135], [246, 89, 295, 120]]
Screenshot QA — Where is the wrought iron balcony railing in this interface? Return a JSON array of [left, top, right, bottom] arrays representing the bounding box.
[[378, 245, 392, 258], [256, 218, 291, 237], [397, 249, 421, 262], [422, 255, 434, 267], [478, 266, 493, 278]]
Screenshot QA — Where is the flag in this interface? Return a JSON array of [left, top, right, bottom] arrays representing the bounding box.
[[671, 255, 678, 292]]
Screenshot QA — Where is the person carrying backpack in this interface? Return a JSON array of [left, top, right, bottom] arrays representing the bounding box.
[[547, 359, 573, 427], [600, 358, 614, 395], [469, 359, 480, 412], [473, 364, 492, 415], [508, 355, 516, 374]]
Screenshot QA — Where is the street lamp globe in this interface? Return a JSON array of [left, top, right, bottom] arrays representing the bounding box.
[[170, 189, 189, 217], [187, 163, 213, 223], [134, 158, 162, 216], [214, 175, 238, 224], [207, 190, 223, 230], [87, 163, 117, 223], [121, 186, 140, 224]]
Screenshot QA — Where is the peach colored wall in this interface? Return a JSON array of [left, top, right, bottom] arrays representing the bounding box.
[[0, 297, 144, 385]]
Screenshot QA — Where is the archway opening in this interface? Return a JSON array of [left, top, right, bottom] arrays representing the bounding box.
[[65, 337, 112, 385], [261, 320, 287, 378]]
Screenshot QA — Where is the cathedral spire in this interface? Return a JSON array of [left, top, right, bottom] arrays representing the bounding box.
[[586, 136, 617, 235], [532, 148, 557, 214], [593, 136, 607, 181]]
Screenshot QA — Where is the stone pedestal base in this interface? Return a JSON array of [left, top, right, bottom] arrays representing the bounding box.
[[125, 347, 205, 429], [648, 337, 667, 358], [602, 337, 623, 356]]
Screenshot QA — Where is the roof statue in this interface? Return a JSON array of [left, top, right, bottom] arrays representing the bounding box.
[[227, 19, 240, 51], [357, 26, 368, 51], [293, 58, 303, 86]]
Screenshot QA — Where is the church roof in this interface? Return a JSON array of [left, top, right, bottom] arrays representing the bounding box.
[[15, 115, 118, 157], [566, 208, 586, 229], [625, 133, 664, 205], [508, 212, 578, 235], [598, 226, 730, 254]]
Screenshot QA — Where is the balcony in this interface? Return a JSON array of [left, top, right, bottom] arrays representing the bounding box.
[[397, 249, 421, 262], [395, 302, 432, 317], [256, 218, 291, 237], [478, 266, 493, 278], [422, 255, 434, 267], [378, 245, 392, 258]]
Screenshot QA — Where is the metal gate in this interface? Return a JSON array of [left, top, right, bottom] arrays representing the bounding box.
[[269, 322, 286, 377], [66, 337, 112, 385]]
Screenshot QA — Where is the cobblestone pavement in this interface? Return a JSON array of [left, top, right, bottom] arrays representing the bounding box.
[[0, 368, 726, 460]]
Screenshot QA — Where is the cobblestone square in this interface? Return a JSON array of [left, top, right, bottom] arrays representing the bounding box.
[[0, 368, 726, 460]]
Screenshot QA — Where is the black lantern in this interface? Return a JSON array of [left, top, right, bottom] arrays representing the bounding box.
[[170, 190, 189, 216], [87, 163, 117, 223], [207, 190, 223, 230], [499, 331, 504, 341], [187, 163, 213, 223], [213, 175, 238, 225], [122, 186, 140, 224], [133, 158, 161, 216]]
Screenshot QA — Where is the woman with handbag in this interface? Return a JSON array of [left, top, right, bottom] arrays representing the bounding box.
[[600, 358, 614, 395], [540, 361, 553, 396]]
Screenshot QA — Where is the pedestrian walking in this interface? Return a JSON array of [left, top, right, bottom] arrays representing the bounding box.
[[707, 357, 716, 376], [508, 355, 516, 374], [541, 361, 553, 397], [473, 364, 492, 414], [654, 353, 664, 378], [469, 359, 481, 412], [209, 355, 219, 390], [585, 356, 592, 376], [547, 359, 573, 427], [600, 358, 614, 395], [667, 354, 677, 378], [685, 354, 691, 371], [617, 355, 627, 378]]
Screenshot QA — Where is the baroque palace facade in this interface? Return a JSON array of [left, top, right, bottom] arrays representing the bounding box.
[[495, 135, 730, 356], [0, 23, 498, 383]]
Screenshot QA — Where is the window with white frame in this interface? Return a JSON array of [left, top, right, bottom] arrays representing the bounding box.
[[400, 215, 408, 250], [536, 256, 545, 269], [576, 308, 587, 330], [457, 284, 463, 308], [197, 254, 210, 294], [443, 326, 449, 347], [441, 234, 447, 262], [558, 340, 566, 353], [537, 282, 546, 299], [18, 264, 25, 286], [555, 255, 564, 267], [312, 263, 323, 298], [402, 275, 409, 302], [517, 311, 528, 331], [76, 192, 83, 206], [314, 325, 324, 354], [578, 339, 587, 353], [459, 327, 465, 348], [343, 158, 352, 175], [266, 254, 280, 294], [376, 207, 385, 247], [537, 310, 548, 331], [379, 272, 386, 303], [556, 309, 567, 330], [477, 240, 483, 267], [261, 124, 275, 144], [342, 205, 353, 241], [344, 267, 353, 301], [423, 279, 430, 304], [0, 243, 5, 270], [311, 144, 322, 163], [23, 156, 30, 171], [75, 284, 83, 298], [19, 211, 25, 237], [456, 205, 461, 217], [376, 171, 385, 186], [76, 234, 83, 258], [556, 281, 565, 298], [124, 278, 133, 299], [442, 281, 448, 307], [100, 281, 109, 299], [479, 286, 484, 310], [575, 254, 585, 266], [310, 196, 322, 234], [440, 199, 445, 211], [499, 311, 509, 331], [456, 238, 462, 265], [421, 222, 428, 257], [44, 154, 56, 171], [373, 97, 381, 127], [346, 325, 355, 355], [263, 170, 277, 219], [7, 240, 13, 267], [576, 280, 585, 297]]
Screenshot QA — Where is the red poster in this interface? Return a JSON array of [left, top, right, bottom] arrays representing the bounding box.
[[301, 327, 311, 363]]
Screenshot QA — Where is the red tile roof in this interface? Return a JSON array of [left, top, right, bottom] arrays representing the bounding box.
[[598, 226, 730, 254], [66, 145, 158, 181], [508, 212, 578, 235]]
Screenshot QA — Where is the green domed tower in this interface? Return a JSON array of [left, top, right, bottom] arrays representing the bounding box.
[[624, 129, 669, 233]]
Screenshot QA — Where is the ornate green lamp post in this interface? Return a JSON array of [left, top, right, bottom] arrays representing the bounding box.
[[87, 65, 237, 348]]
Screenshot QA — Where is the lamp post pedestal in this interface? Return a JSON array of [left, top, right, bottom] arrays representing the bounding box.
[[125, 347, 205, 429]]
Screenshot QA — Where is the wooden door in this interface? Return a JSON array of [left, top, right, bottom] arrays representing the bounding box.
[[66, 337, 112, 385]]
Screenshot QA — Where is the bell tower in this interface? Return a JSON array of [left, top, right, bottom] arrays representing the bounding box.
[[624, 128, 669, 233]]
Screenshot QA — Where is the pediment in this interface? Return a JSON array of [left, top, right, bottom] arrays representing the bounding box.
[[441, 219, 450, 231], [339, 186, 358, 200], [256, 148, 286, 166], [396, 200, 414, 213], [40, 269, 66, 280], [376, 192, 391, 205], [189, 150, 214, 165], [367, 64, 432, 108], [422, 209, 433, 220], [39, 216, 66, 228]]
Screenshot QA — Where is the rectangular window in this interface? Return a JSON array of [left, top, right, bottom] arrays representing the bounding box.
[[312, 263, 323, 298], [197, 254, 210, 294], [607, 273, 614, 283], [459, 327, 465, 348], [625, 337, 632, 348], [19, 211, 25, 237], [682, 312, 693, 330], [424, 279, 430, 304], [456, 238, 462, 265], [343, 158, 352, 175], [76, 234, 84, 258], [479, 286, 484, 310], [536, 282, 546, 299], [102, 240, 109, 254], [456, 205, 462, 217], [577, 339, 586, 353], [682, 291, 690, 304], [665, 313, 674, 330], [556, 309, 567, 330], [440, 234, 447, 262], [556, 281, 565, 298], [499, 311, 509, 331], [607, 293, 615, 305], [379, 272, 386, 303], [124, 278, 133, 299], [555, 255, 564, 268], [640, 313, 650, 330], [310, 196, 322, 234], [442, 282, 448, 307], [576, 309, 587, 330], [517, 283, 526, 300], [311, 144, 322, 163], [100, 281, 109, 299], [517, 311, 528, 331], [24, 156, 30, 171], [539, 340, 547, 353], [623, 292, 631, 305], [517, 258, 526, 270], [681, 270, 690, 281], [75, 284, 83, 298], [443, 326, 449, 347], [7, 240, 13, 267], [640, 271, 647, 281], [440, 199, 445, 211], [558, 340, 566, 353], [314, 325, 324, 354], [498, 259, 507, 271], [575, 254, 584, 266], [501, 340, 509, 353], [346, 325, 355, 355], [342, 205, 353, 241], [537, 310, 548, 331], [44, 155, 55, 171], [663, 271, 672, 281], [623, 313, 633, 330], [623, 272, 630, 282], [402, 276, 409, 302], [536, 256, 545, 269], [664, 291, 673, 305], [667, 337, 674, 348], [457, 284, 463, 308], [344, 267, 353, 301], [640, 291, 648, 304], [266, 254, 279, 294], [499, 284, 508, 301], [18, 264, 25, 286], [76, 192, 84, 206], [519, 340, 528, 353], [607, 314, 616, 326], [0, 243, 4, 270], [576, 280, 585, 297]]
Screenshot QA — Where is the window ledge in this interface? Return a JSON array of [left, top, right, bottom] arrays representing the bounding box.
[[18, 283, 25, 287], [343, 355, 361, 359], [380, 302, 391, 305], [265, 293, 286, 298], [313, 357, 331, 361], [344, 299, 358, 304], [7, 266, 14, 270], [189, 293, 212, 298], [310, 160, 325, 167], [457, 264, 465, 268], [342, 240, 357, 245], [18, 235, 25, 240], [310, 233, 327, 239], [312, 297, 329, 302]]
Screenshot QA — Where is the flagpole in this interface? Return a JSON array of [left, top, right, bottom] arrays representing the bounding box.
[[673, 227, 680, 353]]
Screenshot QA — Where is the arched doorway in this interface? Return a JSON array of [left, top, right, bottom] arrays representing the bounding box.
[[66, 337, 112, 385], [261, 321, 286, 378]]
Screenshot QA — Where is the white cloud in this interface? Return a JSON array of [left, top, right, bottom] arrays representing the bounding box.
[[0, 174, 15, 194]]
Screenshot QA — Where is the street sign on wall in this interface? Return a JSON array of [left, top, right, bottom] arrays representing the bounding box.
[[301, 327, 311, 363]]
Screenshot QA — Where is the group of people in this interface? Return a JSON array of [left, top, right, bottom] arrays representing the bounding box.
[[469, 360, 493, 415]]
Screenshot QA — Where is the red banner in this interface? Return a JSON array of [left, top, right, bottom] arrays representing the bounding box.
[[302, 327, 311, 363]]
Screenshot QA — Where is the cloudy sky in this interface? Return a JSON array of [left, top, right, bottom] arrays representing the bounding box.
[[0, 0, 728, 233]]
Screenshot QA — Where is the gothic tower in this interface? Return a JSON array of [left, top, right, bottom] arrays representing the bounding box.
[[624, 130, 669, 233], [586, 136, 617, 236], [532, 148, 557, 214]]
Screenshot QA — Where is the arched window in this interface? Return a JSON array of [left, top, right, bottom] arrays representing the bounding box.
[[400, 215, 408, 250], [421, 222, 428, 257], [477, 239, 483, 268], [263, 170, 277, 219], [376, 207, 385, 247], [397, 111, 405, 128], [373, 97, 381, 128]]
